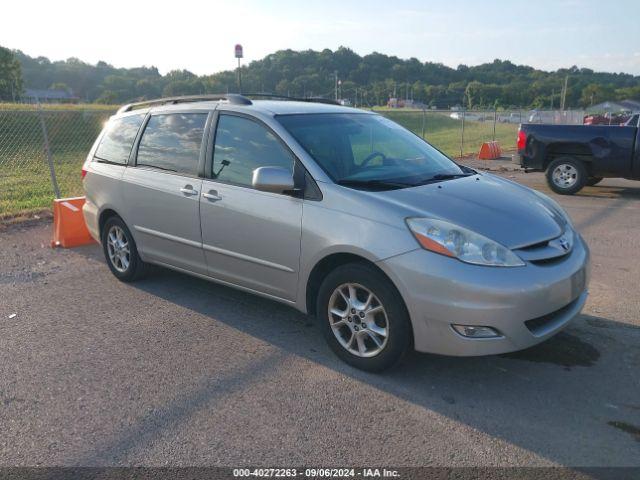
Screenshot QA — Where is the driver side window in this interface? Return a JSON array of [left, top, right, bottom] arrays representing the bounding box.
[[212, 114, 294, 188]]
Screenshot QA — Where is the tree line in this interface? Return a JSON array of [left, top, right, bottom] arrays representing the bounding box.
[[2, 45, 640, 109]]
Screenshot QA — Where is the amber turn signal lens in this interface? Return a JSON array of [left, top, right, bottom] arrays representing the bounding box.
[[414, 232, 455, 257]]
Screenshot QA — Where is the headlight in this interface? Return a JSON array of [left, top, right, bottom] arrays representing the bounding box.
[[406, 218, 525, 267]]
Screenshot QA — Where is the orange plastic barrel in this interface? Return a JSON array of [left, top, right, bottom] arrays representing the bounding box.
[[51, 197, 96, 248], [478, 141, 502, 160]]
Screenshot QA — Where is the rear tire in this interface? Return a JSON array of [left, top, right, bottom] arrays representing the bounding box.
[[546, 157, 587, 195], [101, 216, 148, 282], [316, 263, 411, 372], [586, 176, 603, 187]]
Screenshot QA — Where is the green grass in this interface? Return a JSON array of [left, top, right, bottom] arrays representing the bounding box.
[[373, 109, 518, 157], [1, 154, 90, 218], [0, 106, 115, 219]]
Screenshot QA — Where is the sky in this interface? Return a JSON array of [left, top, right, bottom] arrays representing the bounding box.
[[1, 0, 639, 75]]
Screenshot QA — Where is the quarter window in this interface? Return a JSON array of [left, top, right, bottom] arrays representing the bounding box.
[[94, 114, 145, 165], [212, 115, 294, 187], [136, 113, 207, 176]]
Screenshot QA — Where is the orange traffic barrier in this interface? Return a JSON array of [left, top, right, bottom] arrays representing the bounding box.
[[51, 196, 96, 248], [478, 141, 502, 160]]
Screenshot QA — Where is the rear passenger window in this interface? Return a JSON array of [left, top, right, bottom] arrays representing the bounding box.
[[94, 114, 145, 165], [136, 113, 207, 176], [212, 114, 294, 187]]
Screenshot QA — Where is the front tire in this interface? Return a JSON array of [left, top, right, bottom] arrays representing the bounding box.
[[101, 216, 148, 282], [316, 263, 411, 372], [546, 157, 587, 195]]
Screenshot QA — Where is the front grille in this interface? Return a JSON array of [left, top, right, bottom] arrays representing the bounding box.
[[524, 296, 580, 335], [517, 239, 550, 251], [513, 230, 574, 264], [528, 255, 567, 266]]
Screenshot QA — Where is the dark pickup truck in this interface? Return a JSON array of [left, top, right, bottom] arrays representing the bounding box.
[[516, 115, 640, 194]]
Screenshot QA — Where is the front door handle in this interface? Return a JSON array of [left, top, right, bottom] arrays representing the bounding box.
[[202, 190, 222, 201], [180, 185, 199, 196]]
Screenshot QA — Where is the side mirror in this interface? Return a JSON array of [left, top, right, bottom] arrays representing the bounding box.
[[252, 166, 295, 194]]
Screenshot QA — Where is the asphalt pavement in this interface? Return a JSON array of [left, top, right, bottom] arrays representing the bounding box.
[[0, 166, 639, 469]]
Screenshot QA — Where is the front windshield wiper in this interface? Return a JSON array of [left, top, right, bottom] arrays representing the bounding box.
[[336, 179, 412, 190], [417, 172, 475, 185], [432, 173, 475, 180]]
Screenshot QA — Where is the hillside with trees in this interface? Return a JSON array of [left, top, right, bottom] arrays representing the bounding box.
[[0, 46, 23, 101], [4, 46, 640, 108]]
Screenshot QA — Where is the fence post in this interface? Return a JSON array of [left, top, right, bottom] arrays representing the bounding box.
[[37, 102, 61, 199], [421, 108, 426, 138], [460, 109, 466, 158], [493, 108, 497, 141]]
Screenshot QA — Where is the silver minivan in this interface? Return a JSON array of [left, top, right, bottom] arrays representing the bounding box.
[[82, 94, 589, 371]]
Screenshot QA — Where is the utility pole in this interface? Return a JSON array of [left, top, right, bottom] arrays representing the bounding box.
[[334, 71, 338, 100], [560, 75, 568, 111]]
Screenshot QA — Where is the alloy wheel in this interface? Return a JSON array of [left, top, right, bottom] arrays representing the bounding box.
[[552, 164, 578, 189], [328, 283, 389, 358], [106, 225, 130, 273]]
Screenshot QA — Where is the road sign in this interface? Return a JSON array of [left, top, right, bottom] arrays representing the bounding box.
[[235, 44, 243, 59]]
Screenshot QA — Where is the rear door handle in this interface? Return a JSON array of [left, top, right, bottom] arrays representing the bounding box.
[[202, 190, 222, 201], [180, 185, 199, 196]]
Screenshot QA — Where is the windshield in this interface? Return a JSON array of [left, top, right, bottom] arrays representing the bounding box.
[[276, 113, 466, 189]]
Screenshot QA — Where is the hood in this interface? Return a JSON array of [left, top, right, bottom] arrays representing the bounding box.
[[375, 173, 566, 249]]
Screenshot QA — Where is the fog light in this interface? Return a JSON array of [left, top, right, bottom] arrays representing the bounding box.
[[451, 325, 501, 338]]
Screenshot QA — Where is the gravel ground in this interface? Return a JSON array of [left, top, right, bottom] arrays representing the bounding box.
[[0, 166, 639, 469]]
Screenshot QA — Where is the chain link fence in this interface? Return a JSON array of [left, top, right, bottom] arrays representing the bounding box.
[[373, 108, 586, 158], [375, 109, 513, 158], [0, 103, 586, 219], [0, 104, 116, 218]]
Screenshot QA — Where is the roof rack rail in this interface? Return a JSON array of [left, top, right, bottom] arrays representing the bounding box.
[[243, 93, 341, 106], [117, 94, 252, 113]]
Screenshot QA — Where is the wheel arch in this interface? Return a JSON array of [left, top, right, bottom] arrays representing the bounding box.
[[304, 252, 410, 322], [544, 144, 593, 170], [98, 208, 122, 239]]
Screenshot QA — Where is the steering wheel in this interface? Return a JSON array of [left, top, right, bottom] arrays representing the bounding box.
[[358, 151, 387, 169]]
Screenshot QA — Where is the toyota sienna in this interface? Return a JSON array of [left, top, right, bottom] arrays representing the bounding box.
[[82, 94, 590, 371]]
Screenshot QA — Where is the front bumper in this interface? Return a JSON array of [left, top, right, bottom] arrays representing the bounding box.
[[378, 235, 590, 356]]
